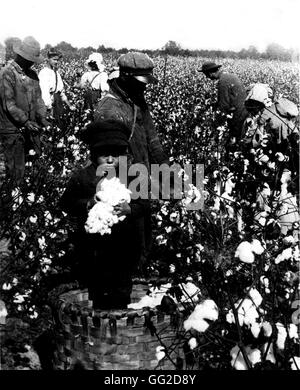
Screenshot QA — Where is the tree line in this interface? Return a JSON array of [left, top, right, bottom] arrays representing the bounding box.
[[1, 38, 298, 63]]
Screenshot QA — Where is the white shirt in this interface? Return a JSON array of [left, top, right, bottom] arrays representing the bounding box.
[[80, 70, 109, 92], [38, 67, 67, 109]]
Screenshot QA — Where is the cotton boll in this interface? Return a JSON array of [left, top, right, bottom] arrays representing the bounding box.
[[288, 324, 299, 339], [262, 321, 273, 338], [180, 282, 200, 302], [183, 299, 218, 333], [194, 299, 219, 321], [280, 170, 291, 184], [250, 322, 261, 338], [29, 215, 38, 224], [251, 239, 264, 255], [128, 295, 157, 310], [226, 311, 235, 324], [290, 356, 300, 370], [248, 288, 263, 307], [235, 241, 255, 263], [262, 342, 276, 364], [275, 248, 293, 264], [283, 236, 295, 245], [188, 338, 198, 350], [246, 347, 261, 365], [243, 304, 259, 327], [276, 323, 287, 350], [230, 345, 247, 370], [184, 318, 210, 333], [155, 346, 166, 361]]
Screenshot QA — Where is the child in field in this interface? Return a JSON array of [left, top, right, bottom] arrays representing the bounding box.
[[60, 119, 150, 309]]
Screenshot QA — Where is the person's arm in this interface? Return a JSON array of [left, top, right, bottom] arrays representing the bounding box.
[[34, 77, 49, 127], [57, 72, 75, 110], [38, 69, 52, 109], [144, 109, 169, 165]]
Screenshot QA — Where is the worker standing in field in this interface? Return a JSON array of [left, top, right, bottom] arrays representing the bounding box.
[[93, 51, 170, 274], [38, 48, 75, 130], [198, 62, 248, 145], [79, 52, 109, 115], [0, 36, 49, 187]]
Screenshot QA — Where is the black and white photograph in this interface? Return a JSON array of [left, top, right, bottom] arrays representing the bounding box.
[[0, 0, 299, 376]]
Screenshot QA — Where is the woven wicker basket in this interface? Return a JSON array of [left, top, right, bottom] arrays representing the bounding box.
[[51, 285, 184, 370]]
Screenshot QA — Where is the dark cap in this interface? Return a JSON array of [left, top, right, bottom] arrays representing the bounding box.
[[198, 62, 222, 73], [47, 48, 63, 59], [118, 51, 158, 84], [80, 119, 131, 149]]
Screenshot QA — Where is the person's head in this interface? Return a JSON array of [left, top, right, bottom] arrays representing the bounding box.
[[80, 119, 131, 172], [86, 53, 104, 72], [47, 48, 62, 70], [13, 36, 43, 69], [245, 83, 272, 116], [117, 52, 157, 103], [198, 62, 222, 80], [244, 99, 265, 116]]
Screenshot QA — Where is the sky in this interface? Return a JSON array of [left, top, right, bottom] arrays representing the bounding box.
[[1, 0, 299, 52]]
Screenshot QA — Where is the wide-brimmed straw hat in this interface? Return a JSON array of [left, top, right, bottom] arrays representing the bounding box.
[[13, 36, 43, 64]]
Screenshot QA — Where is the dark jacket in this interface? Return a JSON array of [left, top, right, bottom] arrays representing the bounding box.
[[218, 72, 248, 138], [0, 60, 47, 134], [94, 79, 169, 171]]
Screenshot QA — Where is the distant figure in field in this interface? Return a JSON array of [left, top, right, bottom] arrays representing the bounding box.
[[199, 62, 248, 144], [38, 48, 75, 129], [79, 53, 109, 115], [243, 83, 299, 149]]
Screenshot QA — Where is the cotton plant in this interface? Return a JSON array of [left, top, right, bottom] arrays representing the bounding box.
[[85, 177, 132, 235]]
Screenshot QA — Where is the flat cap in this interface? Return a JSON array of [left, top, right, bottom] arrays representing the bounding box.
[[47, 48, 63, 59], [117, 52, 157, 84], [198, 62, 222, 73]]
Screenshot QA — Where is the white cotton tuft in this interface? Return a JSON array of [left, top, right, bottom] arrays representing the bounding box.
[[180, 282, 201, 303], [183, 299, 218, 333], [288, 324, 299, 339], [235, 241, 255, 263], [247, 347, 261, 365], [251, 239, 264, 255], [262, 342, 276, 364], [290, 356, 300, 370], [250, 322, 261, 338], [85, 178, 131, 235], [184, 318, 210, 333], [248, 288, 263, 307], [275, 248, 293, 264], [230, 345, 261, 370], [276, 323, 287, 350], [155, 346, 166, 361], [262, 321, 273, 338], [188, 337, 198, 350]]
